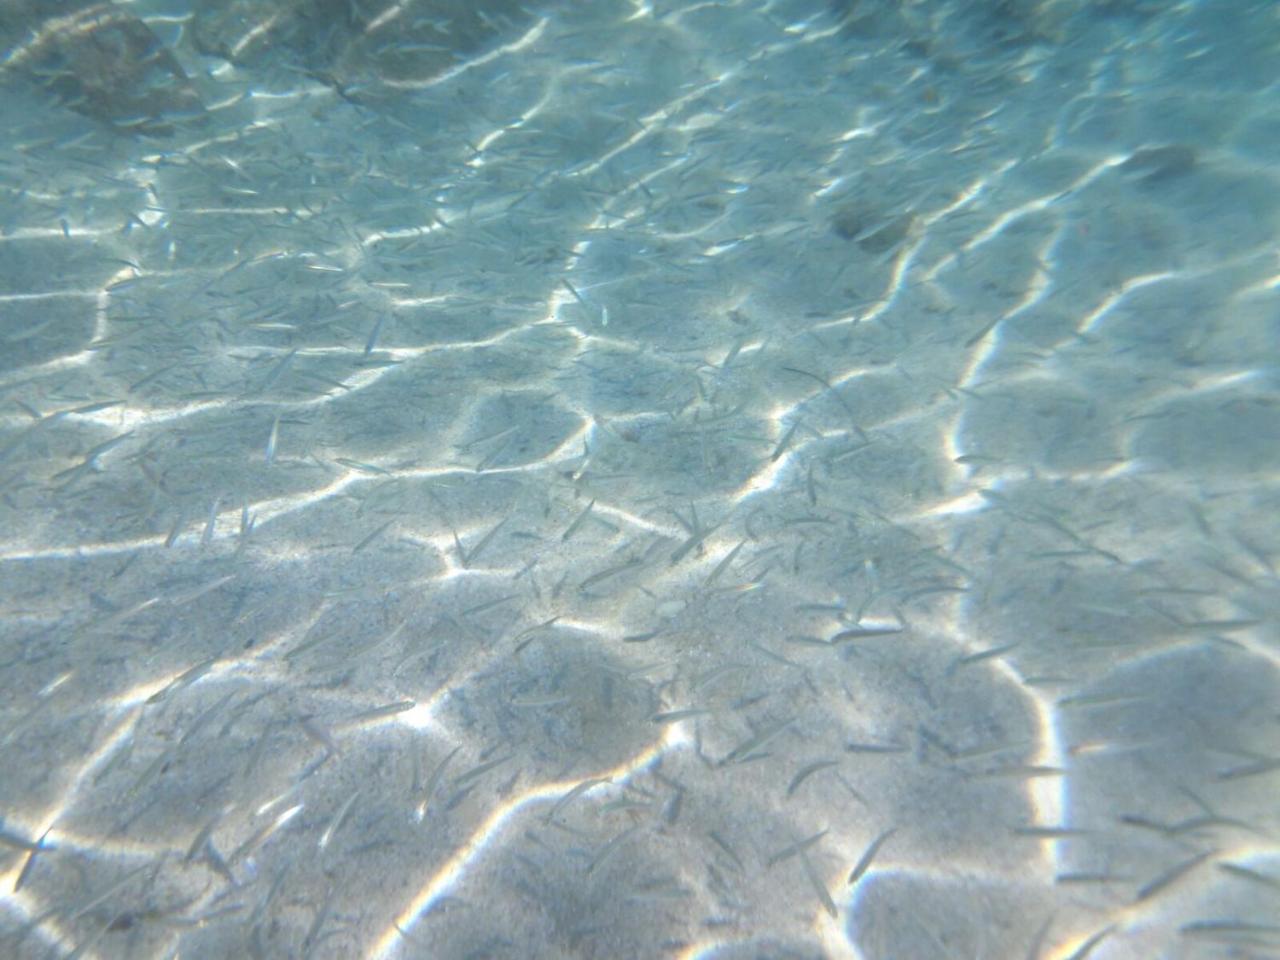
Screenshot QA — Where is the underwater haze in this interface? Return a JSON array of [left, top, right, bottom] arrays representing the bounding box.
[[1, 1, 1279, 957]]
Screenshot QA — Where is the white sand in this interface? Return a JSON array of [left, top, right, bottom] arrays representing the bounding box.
[[1, 1, 1278, 957]]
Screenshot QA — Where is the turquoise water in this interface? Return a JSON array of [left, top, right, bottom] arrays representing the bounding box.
[[1, 2, 1278, 958]]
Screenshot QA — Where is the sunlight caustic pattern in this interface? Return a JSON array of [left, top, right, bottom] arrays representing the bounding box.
[[1, 0, 1279, 958]]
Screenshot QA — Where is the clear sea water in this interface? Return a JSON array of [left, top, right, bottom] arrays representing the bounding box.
[[1, 1, 1278, 958]]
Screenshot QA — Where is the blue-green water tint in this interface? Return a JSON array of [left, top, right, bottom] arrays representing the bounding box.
[[1, 1, 1278, 957]]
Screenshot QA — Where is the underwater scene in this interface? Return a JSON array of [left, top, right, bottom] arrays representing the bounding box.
[[1, 1, 1279, 957]]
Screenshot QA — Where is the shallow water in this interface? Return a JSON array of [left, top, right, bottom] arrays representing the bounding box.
[[1, 1, 1278, 958]]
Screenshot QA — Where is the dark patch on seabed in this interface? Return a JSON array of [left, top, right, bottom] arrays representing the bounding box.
[[0, 0, 536, 131]]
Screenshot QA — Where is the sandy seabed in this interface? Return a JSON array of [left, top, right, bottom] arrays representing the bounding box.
[[1, 1, 1279, 957]]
